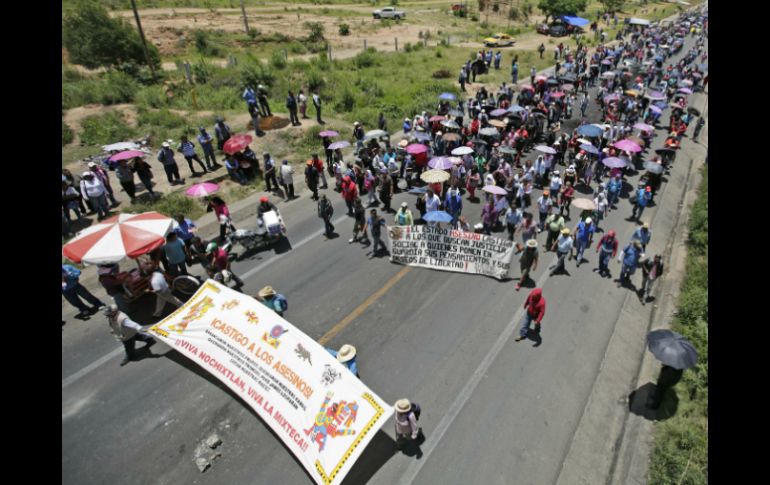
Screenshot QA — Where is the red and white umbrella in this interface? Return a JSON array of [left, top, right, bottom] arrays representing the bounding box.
[[62, 212, 178, 265], [185, 182, 220, 198], [223, 134, 254, 155]]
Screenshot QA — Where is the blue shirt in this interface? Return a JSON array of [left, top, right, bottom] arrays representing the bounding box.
[[631, 227, 651, 246], [325, 348, 358, 375], [175, 218, 196, 241], [180, 140, 196, 157], [576, 221, 595, 242], [637, 188, 651, 207], [62, 265, 81, 291], [164, 239, 187, 265], [621, 244, 642, 267], [198, 133, 214, 150], [608, 178, 621, 193]]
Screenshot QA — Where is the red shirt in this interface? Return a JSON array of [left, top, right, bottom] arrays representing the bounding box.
[[312, 157, 324, 173], [524, 289, 546, 323], [212, 248, 229, 271]]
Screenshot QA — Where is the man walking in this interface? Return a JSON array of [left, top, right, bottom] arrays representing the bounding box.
[[544, 206, 566, 250], [62, 264, 105, 318], [549, 227, 574, 276], [459, 68, 467, 93], [305, 160, 320, 201], [511, 61, 519, 84], [349, 198, 369, 244], [178, 136, 208, 176], [639, 254, 664, 304], [368, 209, 388, 257], [573, 216, 595, 267], [631, 222, 652, 252], [538, 43, 545, 59], [514, 288, 546, 342], [617, 240, 643, 287], [263, 152, 278, 193], [318, 194, 335, 237], [163, 232, 189, 276], [310, 153, 328, 189], [594, 229, 618, 277], [341, 175, 358, 215], [630, 185, 652, 222], [516, 239, 539, 291], [692, 117, 705, 141], [257, 85, 272, 117], [536, 190, 553, 232], [104, 304, 155, 367], [150, 266, 183, 318], [279, 160, 296, 200]]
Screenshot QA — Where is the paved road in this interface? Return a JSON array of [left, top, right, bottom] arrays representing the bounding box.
[[62, 24, 706, 485]]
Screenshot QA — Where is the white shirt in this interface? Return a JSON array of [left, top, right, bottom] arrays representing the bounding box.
[[425, 194, 441, 212], [80, 175, 105, 199], [151, 271, 169, 293], [298, 93, 307, 105], [280, 164, 294, 184]]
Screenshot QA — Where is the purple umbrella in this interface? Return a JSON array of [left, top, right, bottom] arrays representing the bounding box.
[[645, 90, 666, 100], [613, 139, 642, 153], [534, 145, 557, 154], [601, 59, 613, 65], [482, 185, 508, 195], [490, 108, 508, 117], [649, 105, 663, 114], [319, 130, 339, 138], [602, 157, 627, 169], [328, 140, 350, 150], [678, 87, 693, 94], [428, 157, 454, 170], [579, 143, 599, 155], [634, 122, 655, 132]]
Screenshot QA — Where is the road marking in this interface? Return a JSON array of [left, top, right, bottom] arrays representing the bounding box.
[[318, 266, 412, 346], [396, 255, 557, 485], [62, 212, 351, 389]]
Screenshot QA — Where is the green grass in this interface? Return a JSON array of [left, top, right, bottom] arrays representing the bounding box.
[[79, 111, 137, 145], [649, 164, 708, 485], [126, 191, 206, 220], [62, 70, 140, 110], [62, 121, 74, 146]]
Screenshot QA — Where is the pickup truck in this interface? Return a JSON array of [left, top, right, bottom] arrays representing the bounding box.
[[373, 7, 406, 20]]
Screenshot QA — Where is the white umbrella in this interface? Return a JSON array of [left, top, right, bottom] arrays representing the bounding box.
[[102, 141, 140, 152], [364, 129, 388, 140], [451, 146, 474, 156]]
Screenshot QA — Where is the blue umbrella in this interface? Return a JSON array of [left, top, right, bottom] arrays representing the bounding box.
[[412, 131, 432, 142], [580, 143, 599, 155], [408, 187, 428, 194], [576, 125, 603, 137], [439, 92, 457, 101], [508, 105, 526, 113], [423, 211, 454, 223]]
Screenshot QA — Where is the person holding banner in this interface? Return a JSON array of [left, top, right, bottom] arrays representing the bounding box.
[[326, 344, 360, 378], [368, 209, 388, 258], [515, 239, 539, 291], [257, 286, 288, 317], [395, 202, 414, 226], [394, 399, 422, 450], [103, 304, 155, 366], [444, 186, 463, 227]]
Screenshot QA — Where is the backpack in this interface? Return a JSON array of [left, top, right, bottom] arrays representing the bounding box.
[[274, 294, 288, 312], [411, 403, 421, 421]]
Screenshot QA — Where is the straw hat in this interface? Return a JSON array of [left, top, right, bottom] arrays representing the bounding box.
[[642, 222, 650, 229], [258, 286, 276, 298], [561, 228, 571, 235], [395, 399, 412, 413], [337, 344, 357, 363], [526, 239, 538, 248], [399, 139, 409, 147]]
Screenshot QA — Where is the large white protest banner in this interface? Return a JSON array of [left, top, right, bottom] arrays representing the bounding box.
[[149, 280, 393, 485], [389, 225, 516, 279]]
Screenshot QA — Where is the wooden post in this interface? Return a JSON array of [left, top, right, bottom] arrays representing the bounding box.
[[328, 44, 332, 61], [239, 0, 250, 34], [395, 37, 398, 51], [129, 0, 156, 78], [364, 39, 367, 51]]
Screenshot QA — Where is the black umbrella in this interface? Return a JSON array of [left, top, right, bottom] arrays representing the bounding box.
[[655, 148, 676, 155], [646, 329, 698, 370], [546, 78, 559, 86], [644, 161, 665, 174], [687, 107, 701, 116], [469, 138, 488, 145]]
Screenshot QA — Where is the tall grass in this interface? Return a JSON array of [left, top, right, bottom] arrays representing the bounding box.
[[62, 70, 139, 110], [649, 165, 708, 485], [79, 111, 136, 145]]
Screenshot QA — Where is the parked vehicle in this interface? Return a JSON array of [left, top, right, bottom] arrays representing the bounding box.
[[224, 209, 286, 257], [483, 33, 515, 47], [373, 7, 405, 20]]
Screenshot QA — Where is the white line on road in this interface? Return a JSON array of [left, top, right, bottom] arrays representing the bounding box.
[[396, 255, 557, 485], [62, 213, 351, 389]]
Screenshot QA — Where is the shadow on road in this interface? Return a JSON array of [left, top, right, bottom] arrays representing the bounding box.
[[340, 430, 399, 484], [628, 382, 679, 421]]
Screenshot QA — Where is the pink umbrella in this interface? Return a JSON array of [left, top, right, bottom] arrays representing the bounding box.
[[428, 157, 454, 170], [319, 130, 339, 138], [649, 105, 663, 114], [520, 84, 535, 92], [490, 108, 508, 117], [633, 123, 655, 132], [223, 134, 254, 155], [482, 185, 508, 195], [535, 75, 548, 83], [550, 91, 566, 98], [62, 212, 177, 265], [601, 157, 627, 169], [109, 150, 146, 162], [328, 141, 350, 150], [429, 115, 446, 122], [185, 182, 220, 198], [613, 139, 642, 153], [678, 87, 693, 94], [406, 144, 428, 155], [562, 83, 575, 91]]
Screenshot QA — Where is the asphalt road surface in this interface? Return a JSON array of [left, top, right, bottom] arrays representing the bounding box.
[[62, 27, 706, 485]]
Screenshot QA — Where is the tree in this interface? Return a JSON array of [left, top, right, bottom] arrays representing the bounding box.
[[537, 0, 588, 24], [62, 0, 160, 70], [598, 0, 625, 14]]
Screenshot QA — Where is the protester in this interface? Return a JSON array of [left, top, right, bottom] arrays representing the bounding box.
[[88, 162, 118, 207], [157, 142, 184, 185], [134, 158, 157, 197], [280, 160, 296, 200], [198, 127, 218, 169], [79, 171, 110, 221], [594, 229, 619, 277], [631, 222, 653, 252], [341, 176, 358, 215], [395, 202, 414, 226], [516, 239, 539, 291], [104, 304, 155, 367], [326, 344, 359, 377], [573, 216, 596, 267], [639, 254, 664, 304], [617, 240, 644, 287], [349, 198, 369, 244], [207, 242, 244, 288], [550, 228, 573, 276], [178, 135, 208, 176], [115, 159, 137, 201], [394, 399, 422, 450], [62, 264, 105, 318], [318, 194, 335, 237], [150, 266, 183, 317], [515, 288, 546, 341], [368, 209, 388, 257], [257, 286, 288, 317], [305, 160, 320, 201]]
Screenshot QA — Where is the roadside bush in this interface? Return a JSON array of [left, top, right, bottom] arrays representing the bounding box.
[[192, 58, 212, 84], [354, 49, 379, 68], [128, 191, 205, 221], [470, 14, 479, 21], [306, 70, 326, 92], [432, 69, 452, 78], [339, 23, 351, 36], [193, 29, 226, 57], [62, 121, 74, 146], [62, 70, 139, 109], [334, 88, 356, 112], [134, 85, 169, 109], [304, 22, 326, 42], [79, 111, 136, 146], [239, 59, 276, 90], [270, 51, 288, 70]]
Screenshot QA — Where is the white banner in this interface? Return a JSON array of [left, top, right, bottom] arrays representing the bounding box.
[[389, 225, 516, 279], [149, 280, 393, 485]]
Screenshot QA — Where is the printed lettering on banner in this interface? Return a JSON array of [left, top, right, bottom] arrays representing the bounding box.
[[149, 280, 393, 485]]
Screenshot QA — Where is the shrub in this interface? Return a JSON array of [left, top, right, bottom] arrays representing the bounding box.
[[128, 191, 205, 220], [270, 51, 288, 70], [79, 111, 136, 146], [339, 23, 351, 36], [470, 13, 479, 21], [304, 21, 326, 42], [62, 120, 74, 146], [192, 59, 211, 84], [239, 59, 276, 90], [334, 88, 356, 112], [306, 70, 326, 92], [193, 29, 225, 57], [354, 49, 379, 68], [62, 0, 160, 70], [61, 70, 139, 109], [432, 69, 452, 79], [509, 7, 520, 20]]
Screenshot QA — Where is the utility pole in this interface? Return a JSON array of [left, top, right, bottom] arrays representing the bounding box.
[[240, 0, 250, 34], [129, 0, 156, 78]]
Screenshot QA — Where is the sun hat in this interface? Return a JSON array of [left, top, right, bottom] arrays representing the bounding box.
[[258, 286, 276, 298], [88, 162, 97, 168], [586, 217, 593, 224], [82, 171, 92, 178], [561, 227, 571, 235], [395, 399, 412, 414], [337, 344, 357, 363], [162, 142, 170, 148], [399, 139, 409, 147], [526, 239, 538, 248], [401, 202, 408, 208], [643, 222, 650, 229]]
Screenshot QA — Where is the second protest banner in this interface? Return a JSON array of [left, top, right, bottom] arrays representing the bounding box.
[[388, 225, 516, 279], [149, 280, 393, 485]]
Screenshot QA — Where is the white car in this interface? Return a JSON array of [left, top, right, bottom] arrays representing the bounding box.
[[373, 7, 406, 20]]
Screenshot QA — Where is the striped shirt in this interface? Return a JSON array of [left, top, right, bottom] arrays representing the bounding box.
[[180, 141, 197, 157]]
